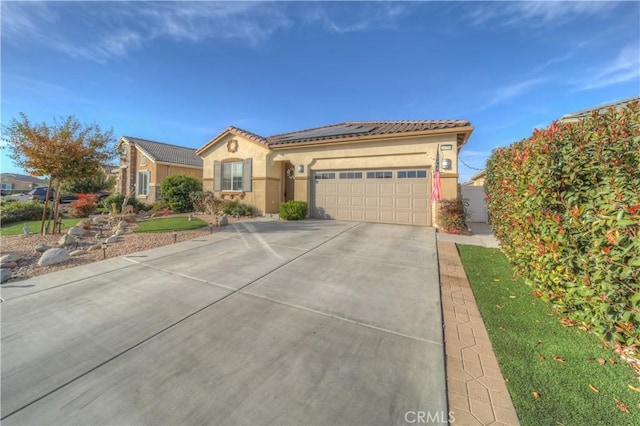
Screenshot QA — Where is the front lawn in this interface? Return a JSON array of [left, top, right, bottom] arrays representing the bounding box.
[[1, 218, 80, 236], [133, 216, 208, 233], [458, 244, 640, 426]]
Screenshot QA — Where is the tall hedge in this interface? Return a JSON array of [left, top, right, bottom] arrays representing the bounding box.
[[159, 175, 203, 213], [485, 101, 640, 347]]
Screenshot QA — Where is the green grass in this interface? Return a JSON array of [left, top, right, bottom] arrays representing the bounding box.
[[458, 244, 640, 426], [133, 216, 208, 233], [1, 218, 80, 236]]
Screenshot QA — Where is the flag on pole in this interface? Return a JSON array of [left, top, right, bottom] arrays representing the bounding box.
[[431, 148, 442, 204]]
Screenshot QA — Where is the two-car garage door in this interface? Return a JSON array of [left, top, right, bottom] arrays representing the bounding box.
[[312, 169, 431, 226]]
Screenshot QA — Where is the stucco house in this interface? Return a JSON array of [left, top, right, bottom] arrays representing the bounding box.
[[0, 173, 46, 193], [196, 120, 473, 226], [116, 136, 203, 203], [462, 169, 486, 187]]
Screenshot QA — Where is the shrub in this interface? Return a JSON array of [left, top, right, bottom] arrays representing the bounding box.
[[437, 199, 469, 234], [70, 193, 98, 218], [485, 101, 640, 348], [190, 191, 224, 215], [159, 175, 202, 213], [0, 200, 51, 224], [222, 200, 253, 217], [148, 200, 170, 213], [279, 201, 308, 220], [101, 194, 146, 213]]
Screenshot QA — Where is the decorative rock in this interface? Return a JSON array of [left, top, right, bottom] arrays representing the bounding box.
[[76, 219, 92, 230], [58, 234, 77, 247], [219, 215, 229, 226], [91, 215, 109, 224], [117, 221, 128, 229], [151, 212, 163, 218], [121, 214, 137, 223], [0, 253, 26, 263], [105, 235, 119, 244], [38, 248, 71, 266], [0, 261, 18, 269], [35, 243, 52, 253], [0, 269, 12, 283], [67, 226, 88, 236], [70, 249, 88, 257], [115, 229, 126, 236], [88, 243, 102, 251]]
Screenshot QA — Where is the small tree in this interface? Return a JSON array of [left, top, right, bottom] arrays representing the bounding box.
[[3, 113, 115, 233], [159, 175, 203, 213]]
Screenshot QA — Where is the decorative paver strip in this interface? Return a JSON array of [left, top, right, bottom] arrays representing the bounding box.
[[438, 240, 520, 426]]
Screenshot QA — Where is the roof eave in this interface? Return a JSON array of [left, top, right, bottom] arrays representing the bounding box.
[[270, 125, 475, 150]]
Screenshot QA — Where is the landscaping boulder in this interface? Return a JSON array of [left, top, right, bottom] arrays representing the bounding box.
[[117, 221, 128, 229], [70, 249, 88, 257], [91, 215, 109, 225], [0, 253, 26, 264], [87, 243, 102, 251], [219, 215, 229, 226], [67, 226, 88, 236], [1, 261, 17, 269], [0, 269, 12, 283], [115, 229, 126, 236], [58, 234, 77, 247], [105, 235, 119, 244], [121, 214, 137, 223], [35, 243, 52, 253], [38, 248, 71, 266]]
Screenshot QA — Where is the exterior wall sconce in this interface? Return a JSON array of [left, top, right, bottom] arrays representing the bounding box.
[[442, 158, 452, 170], [297, 165, 304, 173]]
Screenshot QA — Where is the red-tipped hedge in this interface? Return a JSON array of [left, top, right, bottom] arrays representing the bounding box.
[[485, 101, 640, 347]]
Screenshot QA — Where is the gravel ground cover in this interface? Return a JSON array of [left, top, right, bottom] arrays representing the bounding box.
[[0, 214, 242, 281]]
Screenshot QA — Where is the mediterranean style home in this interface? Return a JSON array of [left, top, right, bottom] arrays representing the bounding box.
[[0, 173, 46, 192], [116, 136, 203, 203], [196, 120, 473, 226]]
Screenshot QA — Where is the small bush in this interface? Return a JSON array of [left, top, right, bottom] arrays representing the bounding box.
[[148, 200, 170, 213], [437, 199, 469, 234], [190, 191, 224, 215], [0, 200, 51, 224], [279, 201, 308, 220], [159, 175, 202, 213], [101, 194, 146, 213], [70, 194, 98, 218], [222, 200, 253, 217]]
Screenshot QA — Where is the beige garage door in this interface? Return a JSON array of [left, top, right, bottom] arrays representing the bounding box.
[[312, 169, 430, 226]]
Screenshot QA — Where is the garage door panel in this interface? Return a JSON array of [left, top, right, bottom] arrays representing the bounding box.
[[380, 197, 394, 208], [313, 170, 430, 226]]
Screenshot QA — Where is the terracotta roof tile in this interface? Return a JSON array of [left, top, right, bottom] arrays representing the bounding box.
[[123, 137, 203, 167], [266, 120, 471, 146]]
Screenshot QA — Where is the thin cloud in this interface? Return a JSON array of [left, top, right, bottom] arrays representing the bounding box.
[[482, 78, 546, 110], [1, 2, 291, 62], [572, 42, 640, 91], [305, 2, 408, 34], [465, 1, 618, 27]]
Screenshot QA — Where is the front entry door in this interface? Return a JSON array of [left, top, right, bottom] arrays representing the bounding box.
[[284, 162, 295, 201]]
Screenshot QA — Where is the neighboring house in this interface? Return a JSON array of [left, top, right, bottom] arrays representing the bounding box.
[[116, 137, 203, 203], [462, 169, 486, 187], [196, 120, 473, 226], [560, 95, 640, 123], [0, 173, 45, 193]]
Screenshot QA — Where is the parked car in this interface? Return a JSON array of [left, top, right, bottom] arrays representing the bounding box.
[[5, 187, 55, 202]]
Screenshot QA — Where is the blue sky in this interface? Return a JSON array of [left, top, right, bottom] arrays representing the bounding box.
[[1, 1, 639, 183]]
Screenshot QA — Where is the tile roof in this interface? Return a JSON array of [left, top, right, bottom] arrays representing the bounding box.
[[561, 95, 640, 120], [122, 136, 203, 167], [266, 120, 472, 146], [0, 173, 45, 184]]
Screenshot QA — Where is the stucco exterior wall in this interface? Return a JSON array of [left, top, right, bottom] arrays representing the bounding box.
[[198, 131, 462, 223]]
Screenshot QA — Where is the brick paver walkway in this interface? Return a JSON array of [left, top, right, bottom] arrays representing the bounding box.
[[438, 241, 520, 425]]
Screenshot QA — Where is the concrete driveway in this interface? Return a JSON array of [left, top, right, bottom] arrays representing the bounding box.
[[1, 219, 446, 425]]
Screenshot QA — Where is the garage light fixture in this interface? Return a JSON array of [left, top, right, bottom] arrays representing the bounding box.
[[297, 165, 304, 173], [442, 158, 452, 170]]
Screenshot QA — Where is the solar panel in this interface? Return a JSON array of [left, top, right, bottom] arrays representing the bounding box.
[[278, 124, 374, 141]]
